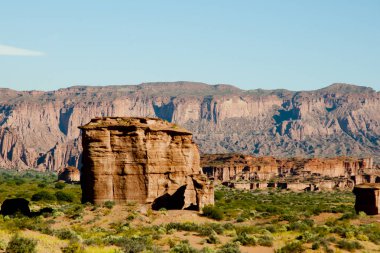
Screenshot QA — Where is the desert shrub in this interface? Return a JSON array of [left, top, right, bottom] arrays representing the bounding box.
[[217, 242, 241, 253], [198, 226, 214, 236], [62, 204, 83, 219], [257, 235, 273, 247], [359, 223, 380, 244], [200, 247, 215, 253], [236, 216, 245, 222], [6, 235, 37, 253], [55, 191, 74, 202], [339, 211, 357, 220], [311, 242, 320, 250], [278, 214, 297, 222], [166, 222, 202, 233], [8, 217, 53, 235], [296, 231, 319, 243], [31, 191, 55, 201], [234, 232, 256, 246], [214, 191, 223, 201], [0, 239, 6, 251], [223, 223, 235, 231], [275, 240, 304, 253], [61, 241, 84, 253], [288, 219, 314, 232], [104, 201, 115, 209], [37, 183, 46, 188], [337, 239, 363, 251], [55, 182, 66, 189], [208, 223, 225, 234], [55, 229, 78, 240], [118, 236, 151, 253], [202, 205, 224, 220], [14, 179, 25, 186], [170, 240, 198, 253], [206, 232, 220, 244]]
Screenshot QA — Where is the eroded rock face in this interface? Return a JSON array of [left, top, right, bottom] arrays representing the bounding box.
[[353, 184, 380, 215], [79, 117, 214, 210], [58, 166, 81, 183], [0, 83, 379, 171], [202, 154, 379, 190]]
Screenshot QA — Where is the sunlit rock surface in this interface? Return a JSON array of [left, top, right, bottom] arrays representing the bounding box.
[[79, 117, 214, 210]]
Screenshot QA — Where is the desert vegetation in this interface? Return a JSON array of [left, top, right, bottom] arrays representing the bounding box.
[[0, 169, 379, 252]]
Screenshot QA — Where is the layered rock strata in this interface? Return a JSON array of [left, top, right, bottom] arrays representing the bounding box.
[[202, 154, 379, 190], [353, 184, 380, 215], [0, 82, 379, 171], [79, 117, 214, 210]]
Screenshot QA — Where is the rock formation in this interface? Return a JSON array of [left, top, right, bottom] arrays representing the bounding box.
[[1, 198, 31, 216], [353, 184, 380, 215], [0, 82, 379, 171], [58, 166, 81, 183], [79, 117, 214, 210], [202, 154, 379, 191]]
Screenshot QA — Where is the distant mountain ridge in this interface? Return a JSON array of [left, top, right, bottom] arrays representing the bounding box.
[[0, 82, 379, 171]]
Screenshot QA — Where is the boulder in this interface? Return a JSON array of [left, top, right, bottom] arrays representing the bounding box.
[[79, 117, 214, 210], [1, 198, 31, 216], [353, 183, 380, 215], [58, 166, 80, 183]]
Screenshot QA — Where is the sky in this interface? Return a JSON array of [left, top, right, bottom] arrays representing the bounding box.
[[0, 1, 379, 91]]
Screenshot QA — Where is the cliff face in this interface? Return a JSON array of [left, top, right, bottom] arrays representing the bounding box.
[[79, 117, 213, 210], [0, 82, 379, 171]]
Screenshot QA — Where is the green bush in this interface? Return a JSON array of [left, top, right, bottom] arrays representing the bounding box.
[[104, 200, 115, 209], [217, 242, 241, 253], [61, 241, 84, 253], [337, 239, 363, 251], [55, 229, 78, 240], [119, 236, 151, 253], [275, 241, 304, 253], [257, 235, 273, 247], [202, 205, 224, 220], [206, 232, 220, 244], [55, 182, 66, 189], [0, 239, 6, 251], [37, 183, 47, 188], [6, 235, 37, 253], [170, 241, 198, 253], [55, 191, 74, 202], [31, 191, 56, 201], [234, 232, 256, 246]]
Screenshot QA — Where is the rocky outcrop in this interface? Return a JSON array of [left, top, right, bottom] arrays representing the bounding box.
[[202, 154, 379, 190], [58, 166, 80, 183], [0, 82, 379, 171], [353, 184, 380, 215], [79, 117, 214, 210], [1, 198, 31, 216]]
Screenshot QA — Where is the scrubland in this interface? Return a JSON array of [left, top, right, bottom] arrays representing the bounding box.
[[0, 169, 379, 253]]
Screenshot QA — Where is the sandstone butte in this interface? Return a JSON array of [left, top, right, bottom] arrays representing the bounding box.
[[79, 117, 214, 210], [353, 183, 380, 215]]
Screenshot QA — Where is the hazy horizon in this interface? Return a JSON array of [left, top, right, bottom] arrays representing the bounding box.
[[1, 1, 379, 91]]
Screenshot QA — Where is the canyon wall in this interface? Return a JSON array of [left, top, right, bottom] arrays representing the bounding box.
[[0, 82, 379, 171]]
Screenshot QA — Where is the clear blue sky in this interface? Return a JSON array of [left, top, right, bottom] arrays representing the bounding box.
[[1, 0, 379, 91]]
